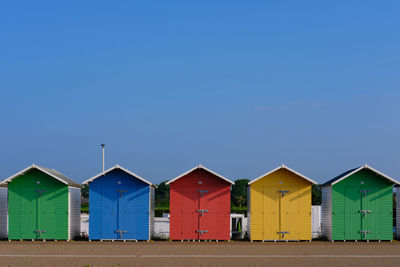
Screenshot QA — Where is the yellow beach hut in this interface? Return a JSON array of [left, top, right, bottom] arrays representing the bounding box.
[[248, 164, 316, 241]]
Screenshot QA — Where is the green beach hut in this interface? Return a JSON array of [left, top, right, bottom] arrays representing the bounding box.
[[1, 164, 81, 240], [321, 164, 399, 241]]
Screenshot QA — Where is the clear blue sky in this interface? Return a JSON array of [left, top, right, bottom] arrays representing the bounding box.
[[1, 1, 399, 184]]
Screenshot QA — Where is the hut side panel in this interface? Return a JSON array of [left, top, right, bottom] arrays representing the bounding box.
[[169, 169, 231, 240], [69, 187, 81, 240], [8, 170, 69, 240], [89, 170, 150, 240], [321, 185, 332, 240], [250, 169, 312, 241], [331, 169, 393, 241], [0, 188, 7, 238]]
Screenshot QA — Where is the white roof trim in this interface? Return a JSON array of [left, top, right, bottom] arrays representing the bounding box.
[[166, 164, 234, 185], [248, 164, 317, 185], [82, 165, 155, 187], [1, 164, 69, 186], [331, 164, 400, 185]]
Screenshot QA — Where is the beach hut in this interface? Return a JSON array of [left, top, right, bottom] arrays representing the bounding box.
[[83, 165, 155, 241], [247, 165, 316, 241], [321, 164, 398, 241], [167, 165, 234, 240], [0, 184, 7, 239], [1, 164, 81, 240], [396, 186, 400, 239]]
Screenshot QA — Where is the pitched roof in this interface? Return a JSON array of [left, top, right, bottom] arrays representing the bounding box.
[[166, 164, 234, 185], [248, 164, 317, 185], [1, 164, 81, 188], [322, 164, 400, 186], [83, 165, 155, 187]]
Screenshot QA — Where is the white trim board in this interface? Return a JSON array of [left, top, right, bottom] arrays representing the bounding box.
[[166, 164, 234, 185], [248, 164, 317, 185], [1, 164, 80, 188], [83, 164, 156, 187], [330, 164, 400, 185]]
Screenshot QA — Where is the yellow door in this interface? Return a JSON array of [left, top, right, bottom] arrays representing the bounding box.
[[279, 186, 299, 240], [263, 187, 280, 240]]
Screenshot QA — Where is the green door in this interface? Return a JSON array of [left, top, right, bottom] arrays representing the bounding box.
[[343, 187, 362, 240], [361, 187, 381, 240]]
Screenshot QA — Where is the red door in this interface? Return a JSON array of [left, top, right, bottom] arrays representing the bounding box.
[[170, 185, 198, 240]]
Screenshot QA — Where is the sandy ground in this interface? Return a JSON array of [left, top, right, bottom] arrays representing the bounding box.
[[0, 241, 399, 266]]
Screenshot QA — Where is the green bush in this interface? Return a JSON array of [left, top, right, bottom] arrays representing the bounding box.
[[81, 203, 89, 213], [155, 207, 169, 217], [231, 206, 247, 215]]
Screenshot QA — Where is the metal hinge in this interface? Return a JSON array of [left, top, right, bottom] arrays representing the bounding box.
[[34, 230, 46, 237], [196, 209, 208, 216], [197, 190, 208, 197], [278, 190, 289, 197], [360, 230, 371, 238], [116, 190, 128, 197], [359, 190, 370, 197], [278, 231, 290, 238], [35, 190, 46, 196], [196, 230, 208, 236], [115, 230, 128, 238], [359, 210, 371, 216]]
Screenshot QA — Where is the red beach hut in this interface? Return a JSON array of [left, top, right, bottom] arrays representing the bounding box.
[[166, 165, 234, 241]]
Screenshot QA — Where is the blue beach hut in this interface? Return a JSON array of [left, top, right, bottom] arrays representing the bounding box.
[[83, 165, 155, 241]]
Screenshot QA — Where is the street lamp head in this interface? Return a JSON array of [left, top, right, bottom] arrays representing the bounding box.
[[100, 144, 106, 148]]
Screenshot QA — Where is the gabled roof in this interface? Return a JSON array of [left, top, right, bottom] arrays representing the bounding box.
[[1, 164, 81, 188], [248, 164, 317, 185], [166, 164, 234, 185], [83, 165, 156, 187], [323, 164, 400, 186]]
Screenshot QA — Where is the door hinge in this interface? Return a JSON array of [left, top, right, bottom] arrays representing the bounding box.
[[360, 230, 371, 238], [278, 231, 290, 238], [278, 190, 289, 197], [359, 190, 370, 197], [359, 210, 371, 216], [196, 230, 208, 236], [196, 209, 208, 216], [197, 190, 208, 197], [116, 190, 128, 197], [35, 190, 46, 196], [115, 230, 128, 238]]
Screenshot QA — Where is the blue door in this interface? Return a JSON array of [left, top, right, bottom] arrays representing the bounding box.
[[117, 184, 136, 239], [101, 182, 118, 239]]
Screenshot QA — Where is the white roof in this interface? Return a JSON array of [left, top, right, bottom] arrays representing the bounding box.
[[1, 164, 81, 188], [166, 164, 234, 185], [83, 165, 155, 187], [330, 164, 400, 185], [248, 164, 317, 185]]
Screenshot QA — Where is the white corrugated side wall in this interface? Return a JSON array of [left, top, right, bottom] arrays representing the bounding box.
[[149, 186, 155, 240], [397, 188, 400, 239], [0, 188, 7, 238], [247, 186, 251, 238], [321, 185, 332, 240], [68, 187, 81, 240], [311, 206, 321, 238]]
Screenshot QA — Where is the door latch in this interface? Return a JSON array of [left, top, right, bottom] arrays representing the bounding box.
[[115, 230, 128, 238], [116, 190, 128, 197], [196, 230, 208, 236], [196, 209, 208, 216], [197, 190, 208, 197], [278, 231, 290, 238], [360, 230, 371, 238], [34, 230, 46, 237], [359, 190, 370, 197], [359, 210, 371, 216], [278, 190, 289, 197]]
